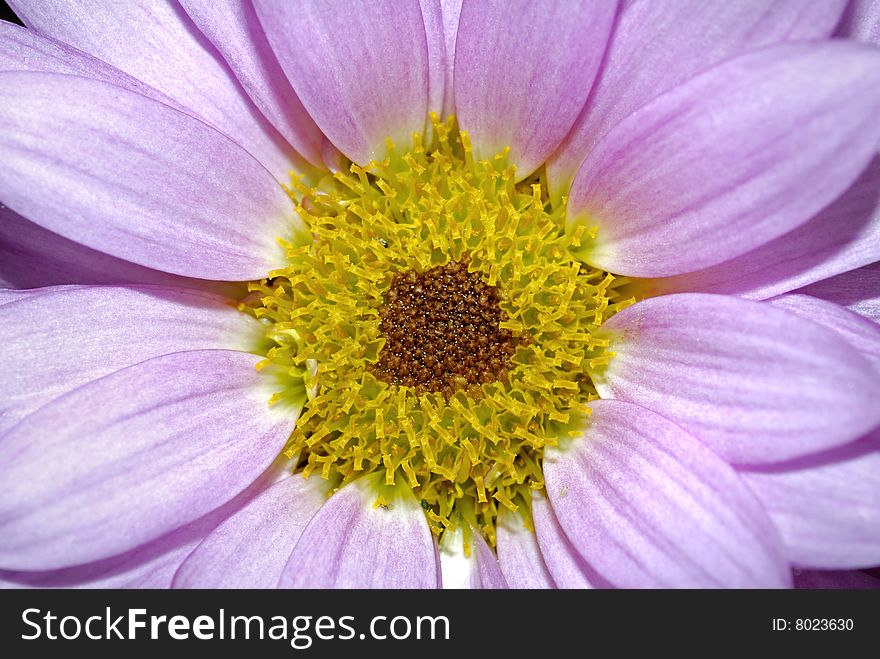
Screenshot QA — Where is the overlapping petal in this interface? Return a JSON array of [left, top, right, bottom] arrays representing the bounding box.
[[0, 285, 88, 307], [0, 350, 297, 570], [454, 0, 617, 180], [469, 531, 507, 589], [496, 508, 554, 589], [768, 294, 880, 370], [8, 0, 299, 180], [594, 294, 880, 463], [0, 24, 280, 289], [0, 21, 188, 114], [0, 285, 260, 436], [798, 264, 880, 324], [837, 0, 880, 44], [419, 0, 447, 125], [544, 400, 791, 588], [439, 526, 507, 589], [644, 156, 880, 300], [0, 206, 234, 292], [567, 42, 880, 277], [0, 72, 300, 281], [531, 491, 601, 588], [173, 474, 330, 588], [0, 456, 296, 588], [178, 0, 324, 166], [740, 433, 880, 569], [254, 0, 429, 165], [278, 477, 438, 588], [0, 528, 203, 589], [439, 0, 463, 118], [548, 0, 847, 200]]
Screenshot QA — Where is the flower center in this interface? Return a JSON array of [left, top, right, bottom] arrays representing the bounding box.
[[241, 115, 635, 548], [370, 256, 525, 396]]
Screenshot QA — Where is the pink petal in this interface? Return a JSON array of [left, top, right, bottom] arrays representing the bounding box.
[[9, 0, 300, 180], [320, 136, 347, 174], [469, 531, 508, 589], [544, 399, 791, 588], [531, 490, 601, 588], [797, 263, 880, 324], [567, 42, 880, 277], [254, 0, 429, 165], [0, 26, 240, 290], [0, 71, 299, 281], [173, 474, 330, 589], [595, 293, 880, 463], [177, 0, 324, 166], [454, 0, 617, 181], [0, 455, 295, 588], [0, 206, 236, 293], [0, 20, 190, 115], [278, 476, 438, 588], [793, 569, 880, 589], [644, 156, 880, 300], [768, 294, 880, 371], [0, 350, 296, 570], [496, 508, 554, 589], [0, 285, 259, 436], [0, 530, 203, 589], [0, 287, 54, 306], [739, 432, 880, 569], [547, 0, 847, 201], [837, 0, 880, 44]]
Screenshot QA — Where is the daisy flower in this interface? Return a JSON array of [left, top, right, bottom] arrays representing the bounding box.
[[1, 0, 879, 589]]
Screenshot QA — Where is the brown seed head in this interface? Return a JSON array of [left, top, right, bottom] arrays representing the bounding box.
[[370, 257, 523, 394]]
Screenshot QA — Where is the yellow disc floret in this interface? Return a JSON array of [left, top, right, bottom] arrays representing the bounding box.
[[241, 115, 634, 547]]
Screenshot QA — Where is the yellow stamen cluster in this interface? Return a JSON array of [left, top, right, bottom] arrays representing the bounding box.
[[241, 115, 634, 545]]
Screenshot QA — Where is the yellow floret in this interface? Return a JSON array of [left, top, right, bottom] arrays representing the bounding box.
[[242, 115, 635, 545]]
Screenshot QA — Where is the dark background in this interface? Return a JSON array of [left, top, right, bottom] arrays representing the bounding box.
[[2, 588, 877, 656], [1, 2, 21, 26]]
